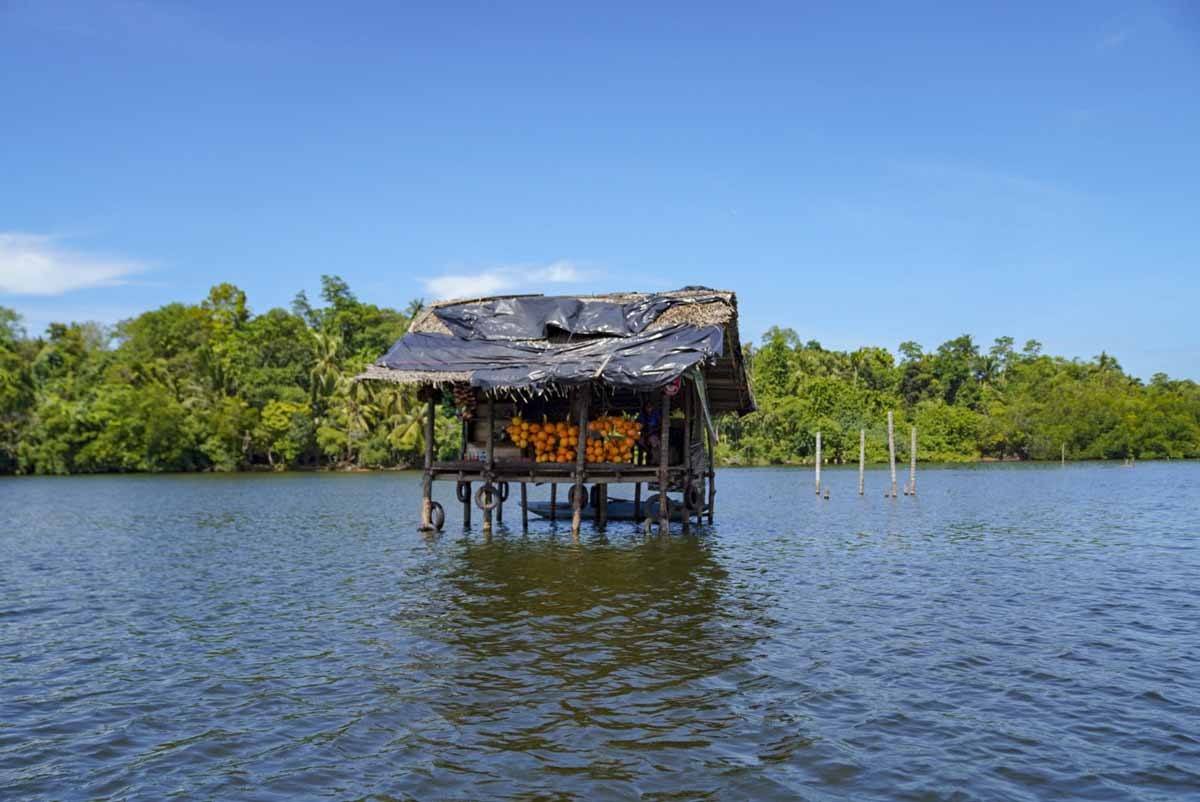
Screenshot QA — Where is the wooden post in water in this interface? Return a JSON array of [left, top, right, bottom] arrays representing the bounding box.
[[549, 483, 557, 522], [419, 393, 436, 531], [634, 481, 642, 519], [1061, 443, 1066, 466], [483, 398, 495, 535], [597, 484, 608, 529], [706, 413, 717, 525], [887, 411, 897, 498], [908, 425, 917, 496], [520, 481, 528, 531], [858, 429, 865, 496], [814, 430, 822, 495], [459, 418, 470, 528], [658, 390, 671, 534], [682, 383, 692, 534], [571, 389, 589, 540]]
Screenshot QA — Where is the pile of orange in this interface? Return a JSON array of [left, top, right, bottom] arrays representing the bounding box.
[[506, 417, 581, 463], [505, 413, 642, 464], [585, 415, 642, 464]]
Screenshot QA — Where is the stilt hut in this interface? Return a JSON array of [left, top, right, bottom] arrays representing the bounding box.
[[358, 287, 754, 535]]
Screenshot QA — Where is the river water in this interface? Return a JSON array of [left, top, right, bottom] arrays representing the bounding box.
[[2, 463, 1198, 800]]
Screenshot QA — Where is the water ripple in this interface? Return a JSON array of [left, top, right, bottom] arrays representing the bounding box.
[[1, 464, 1198, 800]]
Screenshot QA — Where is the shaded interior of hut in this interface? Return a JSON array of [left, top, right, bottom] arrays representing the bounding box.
[[449, 383, 706, 475]]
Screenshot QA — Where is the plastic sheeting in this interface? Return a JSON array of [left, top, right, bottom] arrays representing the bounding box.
[[434, 293, 726, 341], [376, 324, 725, 391]]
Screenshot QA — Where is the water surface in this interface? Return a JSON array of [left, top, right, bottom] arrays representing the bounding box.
[[2, 463, 1198, 800]]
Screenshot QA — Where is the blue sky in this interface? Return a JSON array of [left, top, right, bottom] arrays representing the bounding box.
[[2, 1, 1198, 378]]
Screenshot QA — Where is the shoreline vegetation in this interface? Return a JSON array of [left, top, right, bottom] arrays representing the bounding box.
[[2, 278, 1198, 476]]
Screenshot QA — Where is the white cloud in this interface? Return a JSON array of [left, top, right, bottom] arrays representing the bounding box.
[[421, 260, 592, 300], [424, 271, 515, 300], [531, 260, 585, 283], [0, 232, 146, 295]]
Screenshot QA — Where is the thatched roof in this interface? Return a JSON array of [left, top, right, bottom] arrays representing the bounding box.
[[360, 287, 754, 414]]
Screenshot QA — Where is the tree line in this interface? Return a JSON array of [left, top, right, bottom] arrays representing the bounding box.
[[718, 327, 1200, 464], [1, 282, 1197, 474], [0, 277, 461, 474]]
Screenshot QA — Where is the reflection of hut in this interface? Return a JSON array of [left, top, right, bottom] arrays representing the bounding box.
[[360, 288, 754, 535]]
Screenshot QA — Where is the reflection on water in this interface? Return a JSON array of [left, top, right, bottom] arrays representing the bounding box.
[[391, 535, 778, 798], [2, 464, 1199, 800]]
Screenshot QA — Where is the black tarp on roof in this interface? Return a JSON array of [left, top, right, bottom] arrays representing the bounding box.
[[433, 292, 725, 341], [376, 324, 725, 392]]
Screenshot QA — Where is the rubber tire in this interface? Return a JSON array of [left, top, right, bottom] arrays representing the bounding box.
[[684, 483, 702, 511], [429, 501, 445, 531], [455, 481, 471, 504], [475, 484, 498, 512]]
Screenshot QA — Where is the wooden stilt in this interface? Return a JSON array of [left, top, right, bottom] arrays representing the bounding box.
[[420, 394, 435, 532], [483, 398, 495, 535], [571, 388, 589, 540], [550, 483, 557, 522], [462, 480, 471, 528], [815, 430, 822, 495], [597, 483, 608, 529], [634, 481, 642, 519], [909, 426, 917, 496], [858, 428, 865, 496], [520, 481, 528, 531], [1061, 443, 1065, 466], [658, 390, 670, 533], [682, 383, 692, 534], [706, 415, 716, 525], [887, 411, 897, 498]]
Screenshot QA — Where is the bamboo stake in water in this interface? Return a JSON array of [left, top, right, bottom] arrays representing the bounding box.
[[1061, 443, 1065, 466], [814, 430, 822, 495], [858, 429, 865, 495], [887, 411, 897, 498], [909, 425, 917, 496]]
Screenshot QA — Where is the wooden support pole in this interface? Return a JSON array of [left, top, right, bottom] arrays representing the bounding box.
[[634, 481, 642, 519], [858, 428, 865, 496], [909, 426, 917, 496], [682, 383, 692, 534], [462, 477, 471, 528], [550, 483, 557, 522], [483, 397, 495, 535], [658, 390, 670, 533], [1061, 443, 1066, 466], [706, 413, 716, 525], [693, 388, 702, 528], [814, 430, 822, 495], [420, 394, 435, 531], [597, 484, 608, 529], [887, 411, 897, 498], [571, 388, 589, 540], [520, 481, 528, 531], [497, 483, 504, 523]]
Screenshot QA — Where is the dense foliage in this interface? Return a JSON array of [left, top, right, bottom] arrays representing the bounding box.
[[0, 278, 460, 474], [2, 286, 1197, 474], [719, 328, 1200, 464]]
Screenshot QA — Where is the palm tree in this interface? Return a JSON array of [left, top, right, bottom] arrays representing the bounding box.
[[310, 330, 343, 403]]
